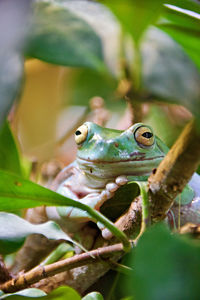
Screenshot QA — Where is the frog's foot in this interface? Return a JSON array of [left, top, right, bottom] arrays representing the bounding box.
[[97, 175, 128, 210], [58, 175, 128, 222]]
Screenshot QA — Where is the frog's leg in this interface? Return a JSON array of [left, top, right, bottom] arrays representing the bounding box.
[[64, 175, 128, 220]]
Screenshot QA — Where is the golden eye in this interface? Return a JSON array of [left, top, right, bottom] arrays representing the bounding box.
[[74, 124, 88, 145], [134, 126, 154, 147]]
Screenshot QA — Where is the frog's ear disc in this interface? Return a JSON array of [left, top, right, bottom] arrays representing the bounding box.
[[134, 126, 154, 147], [75, 124, 88, 145]]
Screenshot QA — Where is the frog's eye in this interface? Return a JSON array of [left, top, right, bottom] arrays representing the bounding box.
[[75, 124, 88, 145], [134, 126, 154, 147]]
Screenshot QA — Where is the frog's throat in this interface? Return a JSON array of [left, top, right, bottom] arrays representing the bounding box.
[[76, 156, 164, 179]]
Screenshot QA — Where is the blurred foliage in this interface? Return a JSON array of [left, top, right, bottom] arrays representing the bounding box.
[[126, 224, 200, 300], [0, 0, 200, 299], [0, 288, 47, 299], [13, 60, 63, 161], [64, 69, 118, 107], [0, 121, 22, 176], [0, 286, 104, 300], [158, 3, 200, 71], [0, 0, 31, 127], [106, 0, 165, 44], [0, 212, 75, 254], [27, 0, 105, 71]]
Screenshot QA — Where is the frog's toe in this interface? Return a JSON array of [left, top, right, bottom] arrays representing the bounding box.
[[97, 221, 105, 231], [97, 222, 113, 240], [115, 175, 128, 186], [100, 189, 114, 200], [106, 182, 119, 193]]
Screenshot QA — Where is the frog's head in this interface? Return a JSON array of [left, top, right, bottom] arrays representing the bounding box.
[[74, 122, 168, 179]]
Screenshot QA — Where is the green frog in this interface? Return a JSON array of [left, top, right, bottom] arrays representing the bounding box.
[[46, 122, 200, 229]]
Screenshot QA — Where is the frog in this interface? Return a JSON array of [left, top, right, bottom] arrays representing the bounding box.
[[46, 122, 200, 230]]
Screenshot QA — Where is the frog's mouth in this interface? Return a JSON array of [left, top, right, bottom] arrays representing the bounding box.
[[77, 155, 164, 164], [76, 155, 165, 178]]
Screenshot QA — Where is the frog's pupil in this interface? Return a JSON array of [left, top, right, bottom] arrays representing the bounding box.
[[75, 130, 81, 136], [142, 132, 153, 139]]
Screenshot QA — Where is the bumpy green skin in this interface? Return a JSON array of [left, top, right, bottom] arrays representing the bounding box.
[[47, 122, 200, 228]]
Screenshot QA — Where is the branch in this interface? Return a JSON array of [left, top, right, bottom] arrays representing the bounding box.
[[0, 243, 126, 293], [0, 257, 13, 284], [149, 119, 200, 221]]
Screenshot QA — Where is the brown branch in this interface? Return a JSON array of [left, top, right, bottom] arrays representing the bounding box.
[[0, 257, 13, 284], [149, 119, 200, 221], [0, 243, 125, 293]]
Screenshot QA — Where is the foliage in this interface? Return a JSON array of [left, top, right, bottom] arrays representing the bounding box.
[[0, 0, 200, 299], [0, 122, 22, 176], [126, 224, 200, 300]]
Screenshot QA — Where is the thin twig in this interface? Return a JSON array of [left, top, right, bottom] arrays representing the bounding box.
[[0, 243, 127, 293]]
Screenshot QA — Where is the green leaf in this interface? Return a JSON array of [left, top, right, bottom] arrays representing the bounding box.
[[66, 69, 118, 107], [141, 27, 200, 115], [0, 288, 46, 299], [40, 243, 73, 266], [0, 0, 31, 127], [0, 170, 130, 251], [127, 224, 200, 300], [0, 212, 75, 254], [0, 286, 80, 299], [106, 0, 165, 44], [0, 121, 22, 176], [167, 0, 200, 15], [41, 286, 80, 300], [53, 0, 120, 75], [157, 4, 200, 71], [82, 292, 104, 300], [27, 0, 105, 71]]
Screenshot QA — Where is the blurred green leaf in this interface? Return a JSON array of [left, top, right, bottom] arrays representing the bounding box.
[[53, 0, 121, 75], [141, 27, 200, 116], [0, 170, 130, 251], [0, 0, 31, 127], [105, 0, 165, 44], [157, 4, 200, 71], [42, 286, 80, 300], [0, 212, 75, 254], [127, 223, 200, 300], [41, 286, 80, 300], [27, 0, 105, 71], [167, 0, 200, 15], [0, 286, 80, 299], [82, 292, 104, 300], [0, 121, 22, 176], [66, 69, 117, 107], [41, 243, 73, 266], [0, 288, 46, 299]]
